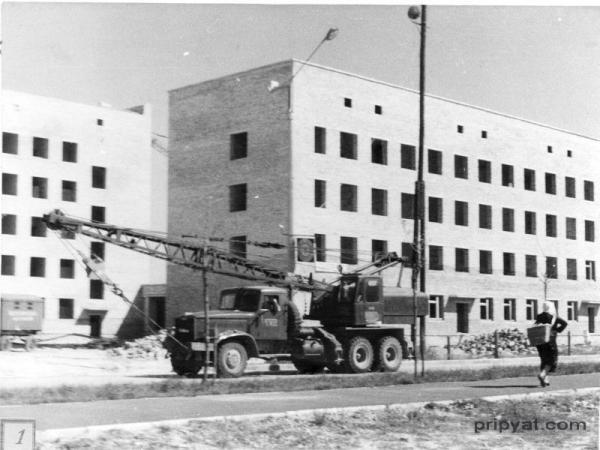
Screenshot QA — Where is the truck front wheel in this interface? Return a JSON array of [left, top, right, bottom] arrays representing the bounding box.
[[345, 336, 374, 373], [217, 342, 248, 378], [375, 336, 402, 372]]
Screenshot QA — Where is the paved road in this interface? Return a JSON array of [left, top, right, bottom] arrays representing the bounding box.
[[1, 372, 598, 431]]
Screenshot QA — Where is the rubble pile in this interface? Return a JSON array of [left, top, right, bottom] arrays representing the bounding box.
[[457, 328, 535, 357], [108, 332, 167, 359]]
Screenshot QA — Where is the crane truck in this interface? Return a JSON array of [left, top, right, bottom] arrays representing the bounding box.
[[43, 210, 428, 378]]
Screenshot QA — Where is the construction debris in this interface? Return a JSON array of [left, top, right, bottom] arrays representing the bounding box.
[[456, 329, 535, 357], [107, 332, 167, 359]]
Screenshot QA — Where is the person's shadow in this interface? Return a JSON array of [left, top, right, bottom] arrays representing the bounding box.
[[467, 384, 540, 389]]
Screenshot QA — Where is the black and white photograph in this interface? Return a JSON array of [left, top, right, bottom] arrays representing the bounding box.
[[1, 2, 599, 449]]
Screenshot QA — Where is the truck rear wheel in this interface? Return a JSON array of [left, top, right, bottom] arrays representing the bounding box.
[[375, 336, 402, 372], [345, 336, 374, 373], [217, 342, 248, 378]]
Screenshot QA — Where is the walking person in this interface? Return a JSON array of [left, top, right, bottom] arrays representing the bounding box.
[[534, 301, 567, 387]]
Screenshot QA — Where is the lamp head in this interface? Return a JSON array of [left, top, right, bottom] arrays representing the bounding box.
[[407, 6, 421, 20]]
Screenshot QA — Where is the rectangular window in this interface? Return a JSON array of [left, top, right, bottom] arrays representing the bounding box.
[[429, 245, 443, 270], [526, 299, 538, 321], [503, 252, 515, 276], [344, 98, 352, 108], [504, 298, 516, 321], [501, 164, 514, 187], [229, 183, 247, 212], [90, 279, 104, 299], [91, 206, 106, 223], [524, 211, 536, 235], [374, 105, 382, 115], [401, 192, 414, 219], [2, 214, 17, 235], [454, 155, 468, 179], [30, 257, 46, 277], [400, 144, 416, 170], [314, 127, 326, 154], [455, 201, 468, 226], [428, 149, 442, 174], [1, 255, 16, 276], [402, 242, 415, 268], [340, 236, 358, 265], [62, 141, 78, 162], [62, 180, 77, 202], [479, 250, 492, 274], [546, 256, 558, 279], [567, 258, 577, 280], [565, 176, 576, 198], [480, 298, 493, 320], [429, 295, 444, 319], [91, 242, 105, 261], [315, 234, 326, 262], [502, 208, 514, 232], [314, 180, 326, 208], [371, 138, 387, 165], [340, 132, 357, 159], [92, 166, 107, 189], [371, 188, 388, 216], [31, 217, 47, 237], [455, 248, 469, 272], [33, 137, 49, 158], [59, 298, 74, 319], [546, 214, 557, 237], [526, 255, 537, 278], [457, 125, 464, 133], [524, 168, 536, 191], [2, 132, 18, 154], [2, 173, 18, 195], [229, 235, 247, 258], [585, 260, 596, 281], [32, 177, 48, 199], [545, 172, 556, 195], [566, 217, 577, 240], [340, 184, 358, 212], [60, 259, 75, 279], [585, 220, 595, 242], [230, 132, 248, 160], [371, 239, 388, 262], [584, 180, 594, 201], [479, 204, 492, 229], [428, 197, 443, 223], [478, 159, 491, 183], [567, 301, 578, 321]]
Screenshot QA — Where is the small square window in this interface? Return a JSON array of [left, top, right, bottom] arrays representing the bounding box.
[[33, 137, 49, 158], [344, 98, 352, 108], [457, 125, 464, 134], [481, 130, 487, 139], [91, 205, 106, 223], [374, 105, 382, 115], [547, 145, 553, 153], [97, 119, 104, 126], [62, 141, 78, 162], [567, 149, 572, 157], [230, 132, 248, 160], [2, 132, 18, 154]]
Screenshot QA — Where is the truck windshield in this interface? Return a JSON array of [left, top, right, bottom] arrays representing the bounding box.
[[219, 290, 260, 312]]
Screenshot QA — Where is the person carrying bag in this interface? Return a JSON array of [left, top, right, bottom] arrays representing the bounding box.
[[532, 301, 567, 387]]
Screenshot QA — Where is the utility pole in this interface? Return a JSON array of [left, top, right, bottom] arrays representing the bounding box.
[[408, 4, 427, 378]]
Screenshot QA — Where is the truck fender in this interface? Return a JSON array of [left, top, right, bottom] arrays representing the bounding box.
[[216, 330, 260, 358]]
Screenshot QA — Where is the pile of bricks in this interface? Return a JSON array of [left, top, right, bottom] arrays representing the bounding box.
[[457, 328, 533, 357], [108, 332, 167, 359]]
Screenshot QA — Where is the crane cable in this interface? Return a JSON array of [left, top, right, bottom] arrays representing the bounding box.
[[52, 231, 189, 352]]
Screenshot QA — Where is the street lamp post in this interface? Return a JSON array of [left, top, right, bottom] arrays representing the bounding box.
[[408, 5, 427, 378]]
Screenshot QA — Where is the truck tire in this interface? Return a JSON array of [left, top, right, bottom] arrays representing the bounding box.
[[344, 336, 374, 373], [171, 358, 203, 377], [217, 342, 248, 378], [374, 336, 403, 372]]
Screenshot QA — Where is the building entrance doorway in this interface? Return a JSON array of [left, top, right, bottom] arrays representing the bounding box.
[[148, 296, 166, 330], [89, 315, 102, 338], [456, 303, 469, 333]]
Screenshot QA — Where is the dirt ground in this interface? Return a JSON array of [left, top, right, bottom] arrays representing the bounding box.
[[36, 392, 599, 450]]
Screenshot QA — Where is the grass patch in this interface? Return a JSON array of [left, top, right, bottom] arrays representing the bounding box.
[[4, 362, 600, 406], [38, 392, 599, 449]]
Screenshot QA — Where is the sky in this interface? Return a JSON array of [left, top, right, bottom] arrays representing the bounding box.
[[2, 3, 600, 139]]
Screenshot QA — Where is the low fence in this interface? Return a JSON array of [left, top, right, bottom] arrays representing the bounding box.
[[420, 332, 599, 360]]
